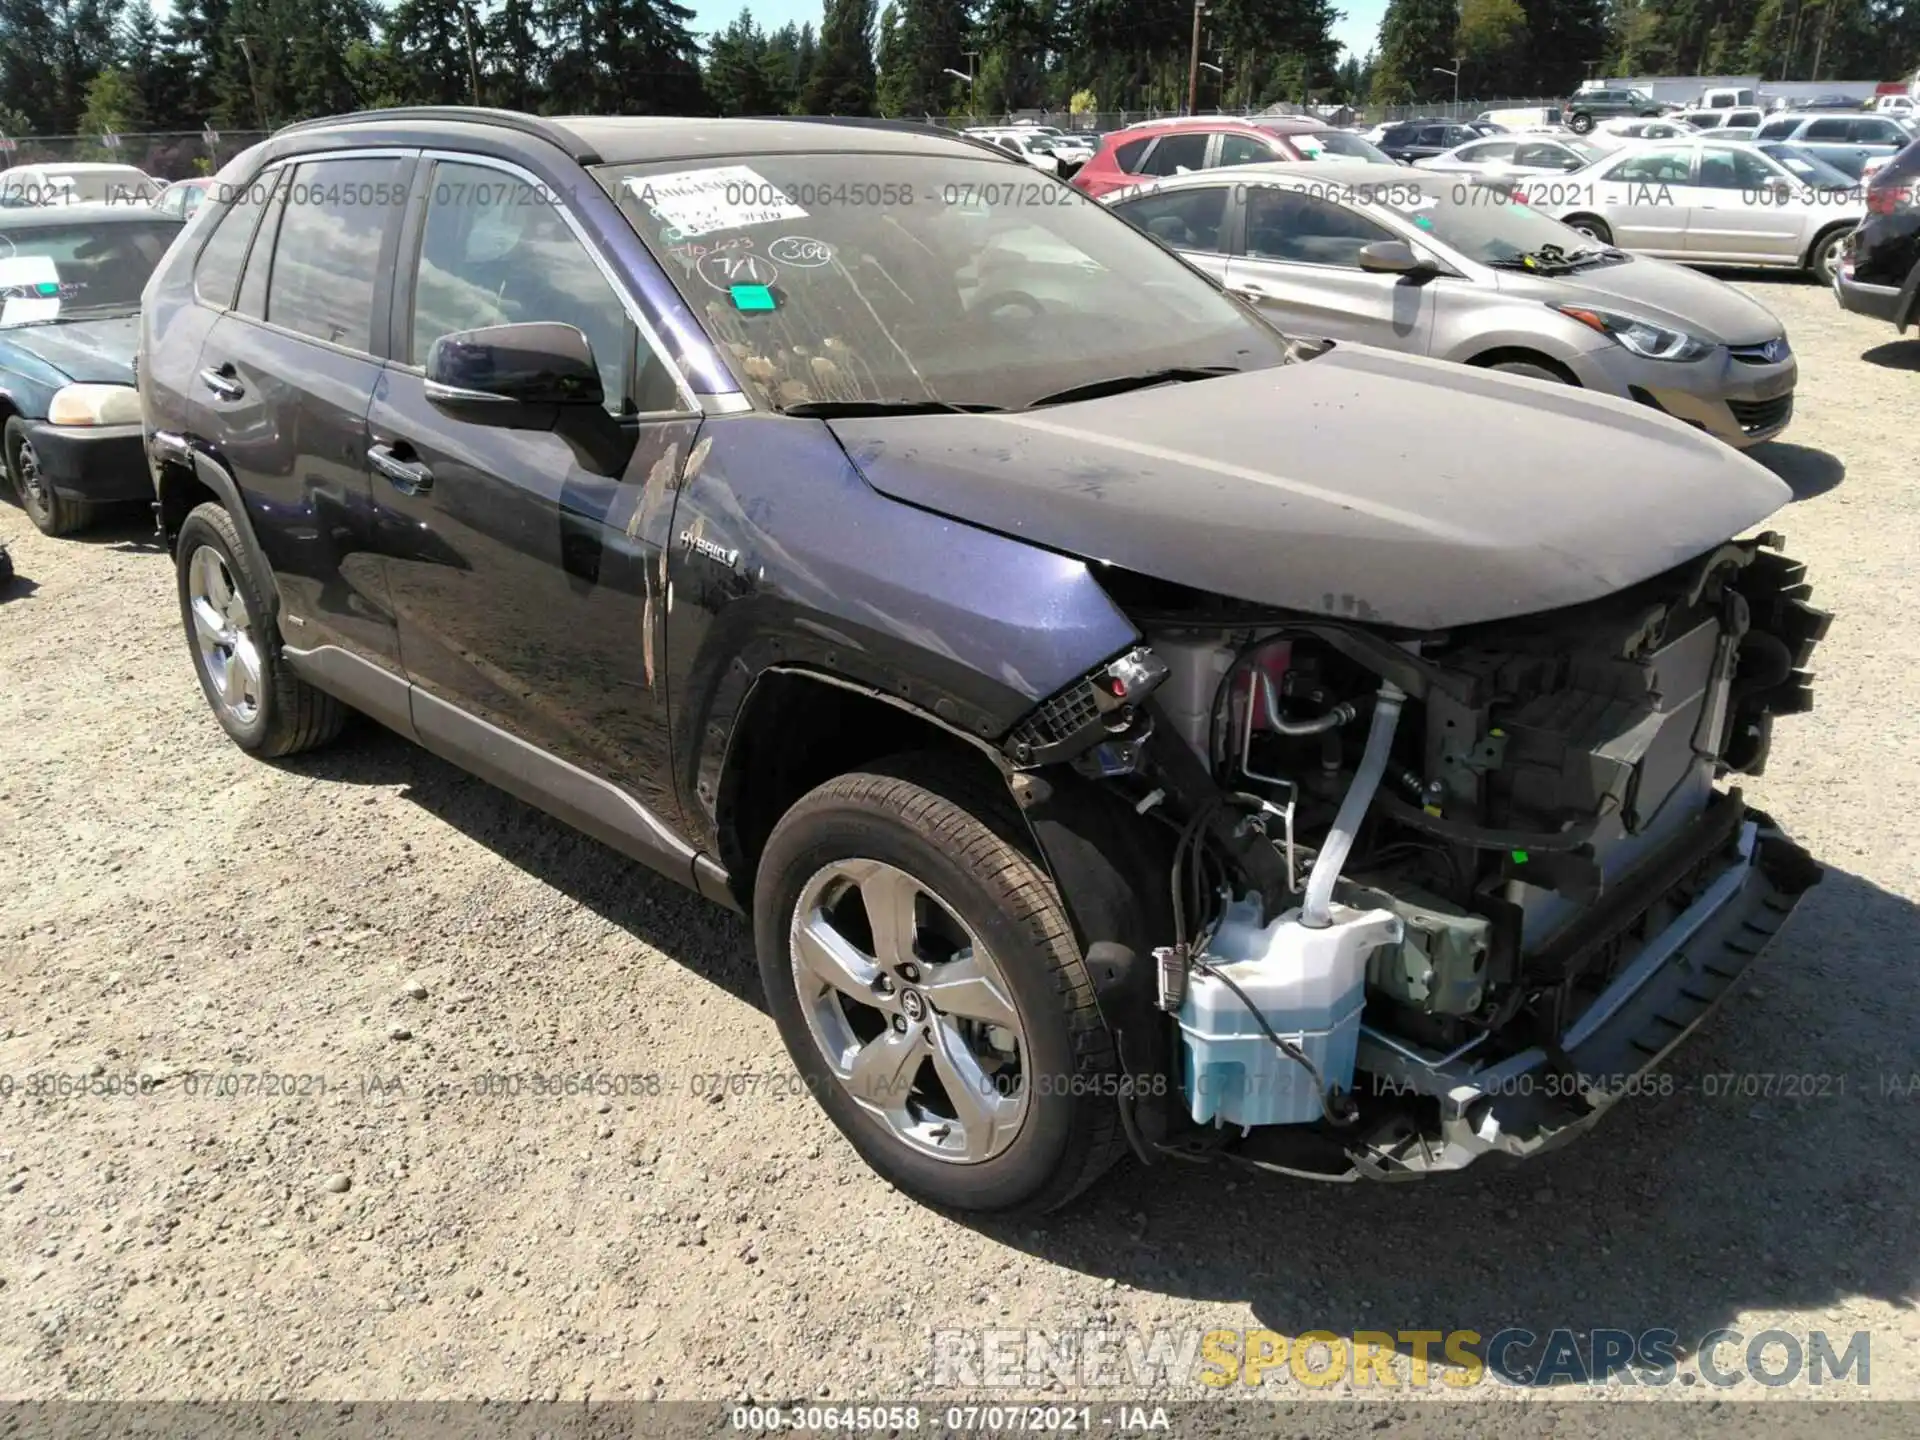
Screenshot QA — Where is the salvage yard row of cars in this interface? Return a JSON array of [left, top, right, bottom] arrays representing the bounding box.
[[2, 103, 1903, 1216]]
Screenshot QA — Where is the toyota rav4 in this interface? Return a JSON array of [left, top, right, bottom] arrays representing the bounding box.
[[138, 108, 1828, 1214]]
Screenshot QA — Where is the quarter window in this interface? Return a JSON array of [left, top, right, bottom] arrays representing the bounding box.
[[265, 157, 402, 352], [192, 174, 270, 309], [1113, 137, 1152, 173], [1217, 133, 1272, 167], [410, 160, 675, 415], [235, 170, 289, 320]]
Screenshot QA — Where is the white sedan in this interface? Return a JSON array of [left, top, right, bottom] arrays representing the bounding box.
[[1552, 138, 1865, 284], [1414, 134, 1612, 177]]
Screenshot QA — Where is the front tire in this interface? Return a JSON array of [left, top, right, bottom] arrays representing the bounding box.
[[5, 417, 96, 537], [754, 755, 1125, 1214], [175, 501, 345, 757], [1568, 112, 1595, 134], [1564, 214, 1612, 245], [1809, 224, 1851, 287]]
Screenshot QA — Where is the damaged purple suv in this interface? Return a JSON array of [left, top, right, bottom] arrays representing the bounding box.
[[138, 109, 1828, 1213]]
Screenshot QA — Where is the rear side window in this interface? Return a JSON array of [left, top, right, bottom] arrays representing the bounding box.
[[1217, 133, 1272, 166], [1460, 140, 1516, 162], [1756, 118, 1798, 140], [265, 157, 402, 352], [1803, 118, 1852, 141], [1607, 147, 1693, 183], [1416, 126, 1447, 145], [1110, 186, 1228, 252], [1112, 137, 1152, 173], [192, 177, 270, 309], [1139, 133, 1209, 177], [235, 170, 289, 319], [1853, 119, 1905, 144]]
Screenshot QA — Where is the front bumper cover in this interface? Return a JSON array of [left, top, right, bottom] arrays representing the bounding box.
[[25, 420, 150, 503]]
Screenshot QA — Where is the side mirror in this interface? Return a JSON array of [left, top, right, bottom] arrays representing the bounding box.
[[1358, 240, 1436, 276], [425, 322, 632, 475], [424, 321, 605, 421]]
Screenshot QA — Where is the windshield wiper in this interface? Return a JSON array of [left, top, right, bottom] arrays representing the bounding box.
[[1489, 242, 1627, 274], [1026, 365, 1240, 409], [780, 399, 1007, 418]]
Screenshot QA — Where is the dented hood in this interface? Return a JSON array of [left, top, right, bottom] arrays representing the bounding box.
[[829, 344, 1792, 630]]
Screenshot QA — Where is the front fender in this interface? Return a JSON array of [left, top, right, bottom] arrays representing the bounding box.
[[662, 414, 1139, 850]]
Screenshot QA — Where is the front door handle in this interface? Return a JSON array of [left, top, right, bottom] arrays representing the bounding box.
[[198, 364, 244, 401], [1231, 281, 1270, 297], [367, 442, 434, 495]]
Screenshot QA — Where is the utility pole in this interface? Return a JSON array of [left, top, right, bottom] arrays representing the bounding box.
[[236, 35, 267, 131], [1187, 0, 1207, 115], [460, 2, 482, 104]]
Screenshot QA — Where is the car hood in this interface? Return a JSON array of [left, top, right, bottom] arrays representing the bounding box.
[[1492, 254, 1784, 345], [0, 313, 140, 385], [829, 345, 1791, 631]]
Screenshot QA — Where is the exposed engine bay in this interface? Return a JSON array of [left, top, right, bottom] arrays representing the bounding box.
[[1002, 534, 1830, 1181]]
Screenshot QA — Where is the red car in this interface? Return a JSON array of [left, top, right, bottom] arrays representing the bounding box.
[[1070, 116, 1396, 199]]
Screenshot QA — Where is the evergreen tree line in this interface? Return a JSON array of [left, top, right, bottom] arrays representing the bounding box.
[[1371, 0, 1920, 106], [3, 0, 1917, 141]]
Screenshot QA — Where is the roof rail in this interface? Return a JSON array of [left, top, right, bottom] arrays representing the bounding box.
[[272, 107, 598, 163]]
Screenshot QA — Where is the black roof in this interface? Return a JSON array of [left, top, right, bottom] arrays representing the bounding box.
[[0, 202, 182, 230], [275, 107, 1000, 167]]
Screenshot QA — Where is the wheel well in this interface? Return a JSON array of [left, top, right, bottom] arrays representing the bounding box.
[[1466, 348, 1580, 384], [1804, 220, 1854, 269], [714, 671, 1008, 904], [155, 459, 219, 550]]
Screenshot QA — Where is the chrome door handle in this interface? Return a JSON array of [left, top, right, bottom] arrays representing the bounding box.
[[198, 366, 243, 401], [367, 443, 434, 495], [1231, 282, 1269, 297]]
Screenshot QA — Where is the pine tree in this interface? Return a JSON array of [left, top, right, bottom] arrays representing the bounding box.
[[707, 7, 793, 114], [873, 0, 969, 116], [1518, 0, 1605, 93], [802, 0, 877, 114], [386, 0, 478, 105], [1371, 0, 1460, 105]]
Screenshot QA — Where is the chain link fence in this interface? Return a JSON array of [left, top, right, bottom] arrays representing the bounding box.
[[0, 131, 272, 181]]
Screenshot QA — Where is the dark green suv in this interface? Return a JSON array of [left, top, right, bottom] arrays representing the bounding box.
[[1563, 86, 1664, 133]]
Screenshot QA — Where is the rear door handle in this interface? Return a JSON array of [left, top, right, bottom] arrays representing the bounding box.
[[198, 365, 244, 401], [367, 442, 434, 495], [1231, 281, 1270, 297]]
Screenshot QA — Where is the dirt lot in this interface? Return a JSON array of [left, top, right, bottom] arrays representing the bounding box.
[[1, 278, 1917, 1414]]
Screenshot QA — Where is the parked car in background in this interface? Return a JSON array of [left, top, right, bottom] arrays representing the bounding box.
[[1758, 141, 1880, 184], [0, 163, 162, 208], [962, 128, 1066, 176], [1755, 113, 1910, 149], [1555, 138, 1865, 284], [138, 108, 1828, 1211], [1677, 108, 1767, 132], [1374, 119, 1480, 162], [1071, 116, 1390, 198], [0, 204, 184, 534], [1104, 162, 1799, 448], [1796, 95, 1872, 112], [1873, 94, 1915, 118], [153, 175, 214, 220], [1562, 87, 1663, 133], [1415, 134, 1609, 177], [1835, 138, 1920, 331], [1714, 127, 1759, 141], [1598, 117, 1696, 141]]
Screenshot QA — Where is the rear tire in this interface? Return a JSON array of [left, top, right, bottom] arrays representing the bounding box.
[[175, 501, 346, 757], [1564, 214, 1612, 245], [754, 754, 1125, 1215], [5, 417, 96, 537], [1808, 223, 1851, 287], [1568, 112, 1595, 134]]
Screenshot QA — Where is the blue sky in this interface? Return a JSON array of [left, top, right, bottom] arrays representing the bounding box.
[[684, 0, 1390, 63]]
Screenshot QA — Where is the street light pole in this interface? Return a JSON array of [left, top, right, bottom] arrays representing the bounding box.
[[1187, 0, 1207, 115], [1433, 58, 1461, 116]]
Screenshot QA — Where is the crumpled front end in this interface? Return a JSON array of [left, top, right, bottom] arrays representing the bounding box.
[[999, 533, 1830, 1182]]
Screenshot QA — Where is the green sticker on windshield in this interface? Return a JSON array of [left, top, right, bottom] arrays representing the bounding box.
[[1413, 215, 1434, 229], [34, 281, 58, 296], [729, 283, 777, 312]]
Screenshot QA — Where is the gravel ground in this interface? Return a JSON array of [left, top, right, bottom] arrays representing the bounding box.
[[1, 279, 1916, 1417]]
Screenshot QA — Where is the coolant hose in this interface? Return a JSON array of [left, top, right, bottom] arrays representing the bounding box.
[[1299, 680, 1406, 929]]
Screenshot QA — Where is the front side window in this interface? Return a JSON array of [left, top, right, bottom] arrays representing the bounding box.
[[1140, 134, 1209, 176], [1110, 186, 1228, 252], [1607, 147, 1694, 184], [265, 157, 402, 352], [1697, 148, 1780, 190], [603, 152, 1289, 412], [410, 160, 674, 415], [1756, 119, 1798, 140], [1244, 187, 1391, 267], [1803, 119, 1853, 141], [0, 220, 181, 326]]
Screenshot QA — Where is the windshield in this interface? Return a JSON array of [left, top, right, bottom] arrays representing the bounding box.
[[1370, 181, 1605, 266], [1294, 130, 1394, 164], [1759, 144, 1861, 186], [602, 152, 1291, 411], [0, 219, 180, 325]]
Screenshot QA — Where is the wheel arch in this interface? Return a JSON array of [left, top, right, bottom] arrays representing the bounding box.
[[155, 445, 282, 623], [1464, 347, 1582, 384], [1803, 218, 1856, 272]]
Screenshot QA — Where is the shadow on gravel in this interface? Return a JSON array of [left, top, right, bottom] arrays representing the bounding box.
[[275, 722, 763, 1007], [1751, 441, 1846, 501], [73, 507, 166, 553], [970, 865, 1919, 1383], [1860, 340, 1920, 371]]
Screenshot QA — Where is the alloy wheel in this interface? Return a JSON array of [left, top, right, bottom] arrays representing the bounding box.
[[789, 858, 1029, 1164], [187, 544, 262, 725], [13, 439, 47, 518]]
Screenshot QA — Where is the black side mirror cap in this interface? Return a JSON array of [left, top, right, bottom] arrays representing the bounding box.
[[424, 321, 606, 425]]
